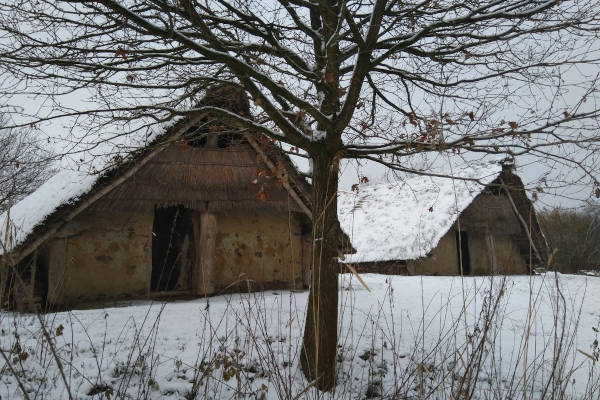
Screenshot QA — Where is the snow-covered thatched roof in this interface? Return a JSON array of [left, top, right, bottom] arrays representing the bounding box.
[[0, 114, 191, 256], [0, 115, 314, 259], [1, 169, 100, 251], [338, 162, 504, 263]]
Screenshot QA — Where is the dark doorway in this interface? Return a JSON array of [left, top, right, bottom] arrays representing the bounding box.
[[151, 206, 194, 292], [455, 231, 471, 275], [2, 251, 49, 311]]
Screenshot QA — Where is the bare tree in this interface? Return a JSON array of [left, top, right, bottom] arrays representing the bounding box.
[[0, 115, 52, 213], [1, 0, 600, 391]]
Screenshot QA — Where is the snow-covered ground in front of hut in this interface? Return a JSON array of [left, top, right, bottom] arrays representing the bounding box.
[[1, 273, 599, 399]]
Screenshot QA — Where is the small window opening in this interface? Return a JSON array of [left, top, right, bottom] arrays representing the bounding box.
[[456, 230, 471, 275], [184, 125, 208, 148], [217, 132, 248, 148], [299, 216, 312, 235], [184, 124, 247, 149]]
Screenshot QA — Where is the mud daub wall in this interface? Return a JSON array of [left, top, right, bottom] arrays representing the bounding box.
[[45, 211, 151, 306], [37, 142, 309, 307], [407, 233, 459, 275], [215, 210, 304, 292], [408, 194, 526, 276]]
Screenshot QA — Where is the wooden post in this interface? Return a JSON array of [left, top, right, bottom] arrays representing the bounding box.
[[0, 265, 8, 308], [485, 231, 498, 274], [191, 210, 202, 294], [194, 212, 217, 296], [30, 251, 37, 296], [301, 234, 312, 288], [46, 238, 68, 306]]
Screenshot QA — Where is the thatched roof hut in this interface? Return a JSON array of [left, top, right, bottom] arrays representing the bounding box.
[[0, 86, 343, 311], [338, 162, 549, 275]]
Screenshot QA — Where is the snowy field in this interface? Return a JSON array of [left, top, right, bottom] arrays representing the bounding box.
[[1, 273, 599, 400]]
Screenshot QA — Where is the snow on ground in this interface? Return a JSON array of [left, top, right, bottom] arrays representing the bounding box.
[[1, 274, 598, 399]]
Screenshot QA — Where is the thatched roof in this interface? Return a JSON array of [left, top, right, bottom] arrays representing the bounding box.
[[0, 87, 315, 263], [197, 84, 251, 116], [338, 162, 548, 266]]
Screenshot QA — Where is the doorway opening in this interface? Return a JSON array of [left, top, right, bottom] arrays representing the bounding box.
[[151, 206, 194, 292], [1, 250, 49, 311], [455, 230, 471, 275]]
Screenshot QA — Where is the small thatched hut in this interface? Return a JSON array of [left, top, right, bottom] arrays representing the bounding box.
[[338, 162, 548, 276], [0, 87, 335, 310]]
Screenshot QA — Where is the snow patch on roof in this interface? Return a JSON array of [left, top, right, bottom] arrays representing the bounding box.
[[1, 169, 98, 251], [338, 161, 503, 263], [0, 117, 183, 255]]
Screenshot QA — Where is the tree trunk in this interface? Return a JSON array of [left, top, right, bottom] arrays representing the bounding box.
[[300, 151, 340, 391]]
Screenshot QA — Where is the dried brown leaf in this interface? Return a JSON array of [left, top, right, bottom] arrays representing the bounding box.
[[115, 47, 127, 60]]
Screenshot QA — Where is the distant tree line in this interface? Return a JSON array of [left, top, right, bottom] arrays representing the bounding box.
[[538, 203, 600, 273]]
